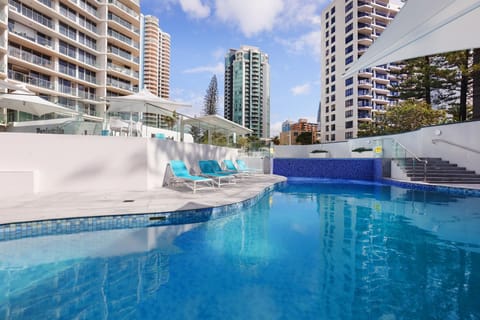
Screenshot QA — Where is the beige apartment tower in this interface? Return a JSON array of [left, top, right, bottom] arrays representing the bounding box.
[[2, 0, 141, 123], [320, 0, 401, 142], [142, 15, 170, 99]]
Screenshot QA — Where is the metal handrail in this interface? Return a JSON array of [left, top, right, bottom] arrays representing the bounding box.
[[394, 139, 428, 182], [432, 139, 480, 155]]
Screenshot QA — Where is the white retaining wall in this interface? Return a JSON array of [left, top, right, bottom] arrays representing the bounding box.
[[0, 133, 238, 197], [273, 121, 480, 173]]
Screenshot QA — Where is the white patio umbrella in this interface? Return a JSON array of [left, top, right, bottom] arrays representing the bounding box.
[[106, 89, 191, 136], [344, 0, 480, 76], [0, 90, 78, 116], [107, 89, 191, 114]]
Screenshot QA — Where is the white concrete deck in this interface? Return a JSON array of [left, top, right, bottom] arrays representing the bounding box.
[[0, 175, 286, 225]]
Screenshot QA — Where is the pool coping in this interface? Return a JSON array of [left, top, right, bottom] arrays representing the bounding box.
[[0, 176, 287, 241]]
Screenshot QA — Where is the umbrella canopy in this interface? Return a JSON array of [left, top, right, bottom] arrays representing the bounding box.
[[0, 90, 78, 116], [344, 0, 480, 76], [107, 89, 191, 115], [183, 114, 253, 135]]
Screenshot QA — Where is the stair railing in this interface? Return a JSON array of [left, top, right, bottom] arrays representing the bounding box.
[[392, 139, 428, 182], [432, 139, 480, 154]]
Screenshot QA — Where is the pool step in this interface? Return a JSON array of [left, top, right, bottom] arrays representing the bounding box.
[[396, 157, 480, 184]]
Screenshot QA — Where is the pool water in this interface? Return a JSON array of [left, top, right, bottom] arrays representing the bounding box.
[[1, 181, 480, 319]]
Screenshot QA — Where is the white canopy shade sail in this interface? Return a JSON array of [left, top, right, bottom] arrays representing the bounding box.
[[344, 0, 480, 76], [183, 114, 253, 135], [107, 89, 191, 115], [0, 90, 78, 116]]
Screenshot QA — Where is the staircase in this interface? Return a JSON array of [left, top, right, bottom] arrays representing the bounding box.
[[397, 157, 480, 184]]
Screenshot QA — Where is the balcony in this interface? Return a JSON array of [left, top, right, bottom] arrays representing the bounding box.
[[358, 79, 372, 88], [69, 0, 98, 17], [108, 29, 139, 49], [8, 69, 54, 90], [108, 13, 140, 34], [77, 90, 96, 101], [9, 0, 54, 29], [107, 62, 139, 78], [357, 34, 373, 46], [8, 46, 53, 69], [106, 79, 138, 92], [357, 0, 372, 12], [108, 0, 139, 19]]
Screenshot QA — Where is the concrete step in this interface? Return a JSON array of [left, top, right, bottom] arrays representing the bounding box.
[[397, 157, 480, 184]]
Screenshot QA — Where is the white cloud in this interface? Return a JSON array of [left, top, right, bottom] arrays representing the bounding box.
[[183, 62, 224, 74], [291, 82, 311, 96], [270, 121, 284, 137], [215, 0, 284, 37], [277, 29, 322, 58], [179, 0, 211, 19], [212, 47, 226, 60]]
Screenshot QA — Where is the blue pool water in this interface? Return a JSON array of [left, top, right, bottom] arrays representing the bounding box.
[[1, 181, 480, 319]]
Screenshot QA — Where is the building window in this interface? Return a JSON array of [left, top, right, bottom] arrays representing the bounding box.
[[331, 7, 335, 14], [325, 115, 329, 122], [345, 88, 353, 96], [345, 99, 353, 107], [345, 77, 353, 86], [345, 109, 353, 117], [345, 120, 353, 129], [345, 132, 353, 139], [331, 25, 336, 33], [331, 75, 336, 82], [345, 1, 353, 12], [331, 65, 335, 72], [331, 105, 336, 111], [331, 84, 336, 92], [345, 34, 353, 44], [345, 55, 354, 65], [331, 16, 336, 24], [331, 134, 336, 141], [326, 106, 329, 113], [325, 87, 330, 94], [331, 35, 335, 43], [345, 44, 353, 54], [331, 55, 336, 63], [345, 23, 353, 34], [331, 94, 336, 102], [345, 12, 353, 23], [331, 124, 336, 131], [325, 40, 329, 47], [331, 114, 336, 121], [326, 78, 330, 84], [326, 125, 329, 132], [331, 45, 336, 53]]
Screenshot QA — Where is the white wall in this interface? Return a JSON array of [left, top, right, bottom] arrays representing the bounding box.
[[0, 133, 238, 197], [274, 121, 480, 173]]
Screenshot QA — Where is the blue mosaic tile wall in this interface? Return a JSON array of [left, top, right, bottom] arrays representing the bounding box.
[[273, 158, 382, 181]]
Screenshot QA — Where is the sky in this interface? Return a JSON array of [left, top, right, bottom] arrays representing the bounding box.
[[140, 0, 331, 136]]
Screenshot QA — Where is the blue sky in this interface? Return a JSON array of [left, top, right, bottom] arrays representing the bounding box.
[[140, 0, 330, 136]]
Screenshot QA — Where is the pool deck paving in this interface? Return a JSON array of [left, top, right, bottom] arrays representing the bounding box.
[[0, 174, 287, 225]]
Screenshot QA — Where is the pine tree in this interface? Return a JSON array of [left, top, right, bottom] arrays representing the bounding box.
[[391, 55, 457, 106], [203, 75, 218, 115], [472, 48, 480, 120]]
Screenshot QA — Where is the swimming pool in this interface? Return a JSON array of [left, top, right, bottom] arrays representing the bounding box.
[[1, 180, 479, 319]]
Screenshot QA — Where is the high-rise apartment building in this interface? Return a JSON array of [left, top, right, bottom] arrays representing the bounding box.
[[140, 15, 170, 99], [224, 45, 270, 138], [320, 0, 401, 142], [3, 0, 141, 122]]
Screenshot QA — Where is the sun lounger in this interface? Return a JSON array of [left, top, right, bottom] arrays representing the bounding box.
[[236, 159, 263, 174], [168, 160, 214, 193], [223, 159, 250, 178], [198, 160, 236, 187]]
